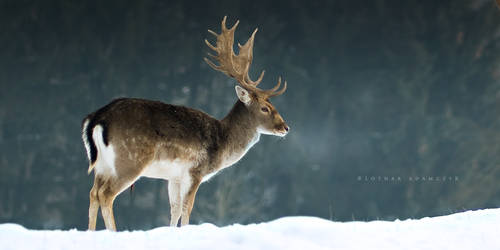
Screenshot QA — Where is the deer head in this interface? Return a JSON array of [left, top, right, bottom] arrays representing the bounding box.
[[204, 16, 289, 136]]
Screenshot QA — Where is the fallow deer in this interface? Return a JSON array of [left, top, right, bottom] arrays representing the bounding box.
[[82, 16, 289, 231]]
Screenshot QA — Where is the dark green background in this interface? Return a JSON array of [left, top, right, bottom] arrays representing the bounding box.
[[1, 0, 499, 230]]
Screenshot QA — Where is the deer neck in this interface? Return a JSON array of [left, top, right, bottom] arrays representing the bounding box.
[[219, 100, 260, 168]]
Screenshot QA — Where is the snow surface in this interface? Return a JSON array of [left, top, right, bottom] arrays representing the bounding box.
[[1, 209, 499, 250]]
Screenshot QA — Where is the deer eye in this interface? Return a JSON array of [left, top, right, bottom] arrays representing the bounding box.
[[261, 107, 269, 113]]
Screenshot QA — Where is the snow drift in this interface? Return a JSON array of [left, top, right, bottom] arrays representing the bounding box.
[[1, 209, 498, 250]]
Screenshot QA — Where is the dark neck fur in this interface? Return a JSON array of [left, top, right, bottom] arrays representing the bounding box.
[[218, 100, 260, 168]]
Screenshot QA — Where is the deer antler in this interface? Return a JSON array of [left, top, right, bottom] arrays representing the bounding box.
[[204, 16, 287, 97]]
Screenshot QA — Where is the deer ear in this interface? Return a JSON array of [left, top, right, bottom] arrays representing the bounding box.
[[235, 86, 252, 105]]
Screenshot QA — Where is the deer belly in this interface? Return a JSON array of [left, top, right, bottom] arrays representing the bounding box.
[[141, 159, 192, 180]]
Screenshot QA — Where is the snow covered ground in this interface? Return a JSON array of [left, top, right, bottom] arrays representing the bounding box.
[[1, 209, 498, 250]]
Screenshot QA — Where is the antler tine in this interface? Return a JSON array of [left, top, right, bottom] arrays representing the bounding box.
[[220, 16, 240, 33], [207, 29, 218, 37], [204, 39, 217, 52], [203, 56, 220, 71], [204, 36, 219, 70], [269, 76, 282, 93], [248, 70, 265, 86], [227, 17, 239, 32], [267, 78, 287, 97]]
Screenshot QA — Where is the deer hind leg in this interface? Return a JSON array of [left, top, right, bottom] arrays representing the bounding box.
[[181, 177, 201, 226], [91, 170, 139, 231], [95, 176, 125, 231], [99, 189, 117, 230], [88, 175, 100, 231]]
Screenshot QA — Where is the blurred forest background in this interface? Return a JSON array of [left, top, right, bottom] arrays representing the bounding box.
[[1, 0, 500, 230]]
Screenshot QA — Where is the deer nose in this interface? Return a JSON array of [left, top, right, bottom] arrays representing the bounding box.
[[284, 125, 289, 132]]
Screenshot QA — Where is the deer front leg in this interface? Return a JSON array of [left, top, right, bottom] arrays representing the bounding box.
[[168, 180, 182, 227], [181, 178, 201, 226]]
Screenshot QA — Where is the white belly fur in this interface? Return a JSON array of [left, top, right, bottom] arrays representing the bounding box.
[[141, 159, 193, 180]]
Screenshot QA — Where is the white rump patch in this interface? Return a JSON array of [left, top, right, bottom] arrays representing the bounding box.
[[82, 119, 91, 161], [92, 125, 116, 176]]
